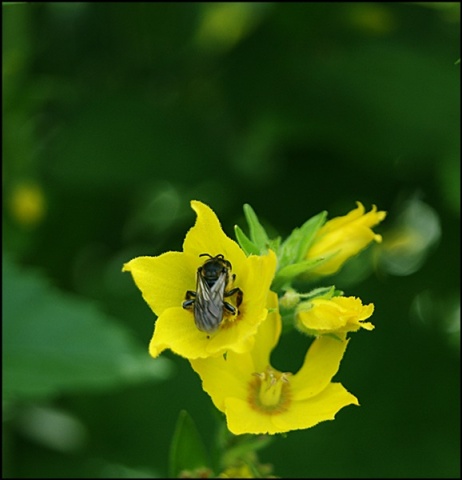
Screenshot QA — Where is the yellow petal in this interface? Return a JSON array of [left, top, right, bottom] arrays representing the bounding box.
[[291, 335, 349, 400], [306, 202, 386, 276], [123, 252, 197, 316], [224, 397, 280, 435], [205, 316, 258, 355], [331, 296, 375, 331], [297, 300, 346, 332], [240, 252, 278, 316], [297, 296, 375, 334], [149, 306, 234, 359], [249, 292, 281, 371], [319, 202, 385, 233], [183, 200, 247, 267], [224, 383, 358, 435], [318, 201, 366, 233], [152, 304, 263, 359], [270, 383, 359, 432], [190, 352, 253, 412]]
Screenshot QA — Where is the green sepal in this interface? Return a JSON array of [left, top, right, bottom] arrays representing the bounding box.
[[243, 203, 270, 252], [169, 410, 211, 478], [234, 224, 260, 256], [299, 285, 340, 302], [221, 434, 273, 470], [278, 211, 327, 268], [272, 257, 326, 291], [280, 309, 296, 334], [267, 235, 281, 254], [324, 332, 348, 342]]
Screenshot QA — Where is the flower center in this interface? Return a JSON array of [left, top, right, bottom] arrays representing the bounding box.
[[220, 300, 244, 330], [248, 366, 292, 414]]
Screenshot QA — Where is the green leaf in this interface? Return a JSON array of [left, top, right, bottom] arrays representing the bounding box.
[[2, 253, 172, 401], [278, 211, 327, 268], [169, 410, 211, 478], [243, 203, 270, 251], [234, 224, 260, 256], [277, 257, 327, 278]]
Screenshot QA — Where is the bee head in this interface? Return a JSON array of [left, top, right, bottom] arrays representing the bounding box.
[[199, 253, 232, 280]]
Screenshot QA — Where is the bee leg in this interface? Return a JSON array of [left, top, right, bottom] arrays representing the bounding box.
[[183, 290, 196, 309], [223, 302, 237, 315], [182, 299, 195, 309], [235, 289, 243, 308], [224, 285, 243, 317], [225, 287, 243, 308]]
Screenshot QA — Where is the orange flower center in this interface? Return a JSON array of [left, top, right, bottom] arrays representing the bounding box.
[[248, 366, 292, 414]]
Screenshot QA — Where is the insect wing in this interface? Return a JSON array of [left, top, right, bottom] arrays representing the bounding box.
[[194, 270, 227, 333]]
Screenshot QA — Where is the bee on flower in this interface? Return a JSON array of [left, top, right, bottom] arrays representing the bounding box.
[[123, 201, 277, 360]]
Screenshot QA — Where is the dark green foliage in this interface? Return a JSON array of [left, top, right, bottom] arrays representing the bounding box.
[[3, 3, 459, 478]]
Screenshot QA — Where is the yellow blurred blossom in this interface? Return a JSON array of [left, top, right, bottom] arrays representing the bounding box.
[[9, 181, 46, 228], [305, 202, 386, 276], [296, 296, 375, 336]]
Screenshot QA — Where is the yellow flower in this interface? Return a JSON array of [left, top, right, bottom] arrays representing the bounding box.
[[190, 293, 358, 435], [218, 463, 256, 478], [305, 202, 386, 276], [123, 201, 277, 360], [9, 181, 46, 228], [296, 296, 375, 336]]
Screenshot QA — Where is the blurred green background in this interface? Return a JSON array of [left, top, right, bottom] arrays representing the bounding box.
[[3, 2, 460, 478]]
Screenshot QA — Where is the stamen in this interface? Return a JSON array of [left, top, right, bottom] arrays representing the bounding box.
[[248, 366, 292, 414]]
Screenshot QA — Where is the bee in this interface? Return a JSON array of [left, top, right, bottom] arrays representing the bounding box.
[[183, 253, 243, 334]]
